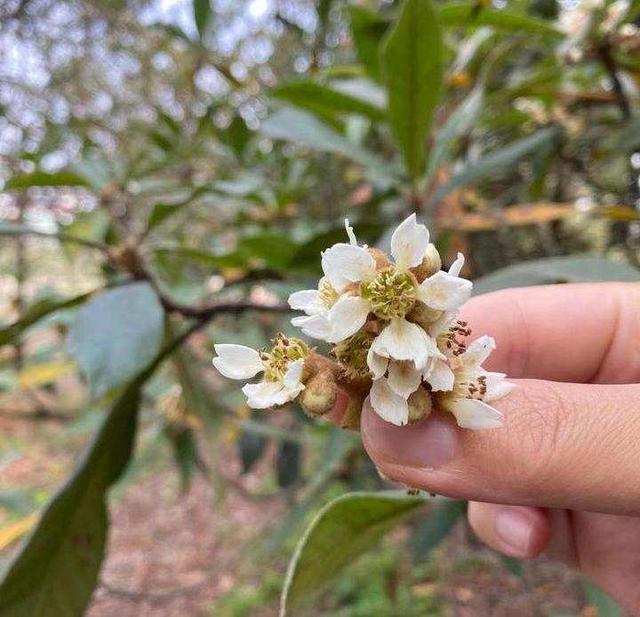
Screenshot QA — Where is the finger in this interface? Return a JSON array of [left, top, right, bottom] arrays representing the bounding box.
[[467, 502, 551, 559], [459, 283, 640, 383], [362, 380, 640, 514]]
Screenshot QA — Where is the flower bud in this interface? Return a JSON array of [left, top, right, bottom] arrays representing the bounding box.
[[340, 392, 364, 430], [407, 387, 432, 424], [412, 243, 442, 282], [299, 370, 337, 417]]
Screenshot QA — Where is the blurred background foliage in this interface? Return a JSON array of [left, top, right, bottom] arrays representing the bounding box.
[[0, 0, 640, 615]]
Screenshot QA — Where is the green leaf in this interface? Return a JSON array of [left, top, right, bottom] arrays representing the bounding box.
[[261, 107, 384, 169], [238, 428, 268, 474], [381, 0, 444, 181], [3, 170, 91, 190], [473, 256, 640, 296], [348, 6, 389, 82], [280, 491, 425, 615], [410, 499, 465, 560], [0, 363, 155, 615], [167, 427, 200, 491], [583, 580, 625, 617], [276, 440, 302, 488], [440, 2, 562, 37], [67, 283, 165, 398], [266, 429, 357, 552], [425, 86, 484, 183], [0, 292, 93, 348], [272, 80, 385, 123], [193, 0, 212, 41], [433, 126, 559, 201]]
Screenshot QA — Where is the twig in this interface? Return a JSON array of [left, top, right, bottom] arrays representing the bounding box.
[[0, 225, 109, 251], [596, 38, 631, 120]]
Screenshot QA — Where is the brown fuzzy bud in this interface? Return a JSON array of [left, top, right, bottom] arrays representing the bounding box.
[[407, 387, 433, 424], [340, 392, 365, 431], [407, 302, 443, 330], [412, 243, 442, 282], [367, 248, 391, 270], [299, 370, 337, 417]]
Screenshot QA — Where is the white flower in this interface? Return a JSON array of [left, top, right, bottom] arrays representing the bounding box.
[[368, 359, 423, 426], [212, 338, 308, 409], [319, 214, 461, 368], [416, 252, 472, 312], [435, 336, 514, 430]]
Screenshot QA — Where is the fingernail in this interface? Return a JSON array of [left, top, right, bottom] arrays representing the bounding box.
[[495, 508, 534, 556], [361, 405, 458, 469]]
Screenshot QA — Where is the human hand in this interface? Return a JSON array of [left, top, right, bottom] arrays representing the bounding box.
[[328, 283, 640, 615]]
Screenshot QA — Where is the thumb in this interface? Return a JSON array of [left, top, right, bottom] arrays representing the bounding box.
[[362, 379, 640, 515]]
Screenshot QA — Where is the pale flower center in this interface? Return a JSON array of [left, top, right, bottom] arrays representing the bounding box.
[[454, 374, 488, 400], [361, 268, 416, 320], [318, 278, 339, 308], [261, 334, 310, 382], [332, 331, 374, 379]]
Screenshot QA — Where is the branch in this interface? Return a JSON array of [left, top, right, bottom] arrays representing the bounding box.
[[596, 38, 631, 120], [0, 223, 109, 251]]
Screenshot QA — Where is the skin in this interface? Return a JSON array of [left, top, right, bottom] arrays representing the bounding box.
[[327, 283, 640, 615]]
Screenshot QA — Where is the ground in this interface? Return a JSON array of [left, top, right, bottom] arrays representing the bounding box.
[[0, 400, 600, 617]]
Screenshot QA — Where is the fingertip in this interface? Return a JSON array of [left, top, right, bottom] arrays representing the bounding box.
[[468, 502, 551, 559], [361, 403, 460, 471]]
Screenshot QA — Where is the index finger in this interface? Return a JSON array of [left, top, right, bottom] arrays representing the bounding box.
[[460, 282, 640, 384]]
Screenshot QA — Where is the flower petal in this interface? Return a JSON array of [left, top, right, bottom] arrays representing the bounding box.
[[387, 361, 422, 398], [345, 218, 358, 246], [321, 243, 376, 292], [369, 379, 409, 426], [367, 347, 389, 379], [283, 359, 305, 390], [326, 295, 370, 342], [428, 310, 457, 338], [288, 289, 322, 315], [242, 380, 286, 409], [448, 398, 504, 430], [448, 252, 465, 277], [390, 213, 430, 270], [483, 371, 516, 402], [213, 344, 264, 380], [291, 314, 333, 341], [459, 335, 496, 370], [372, 318, 442, 370], [417, 271, 472, 311], [424, 357, 455, 392]]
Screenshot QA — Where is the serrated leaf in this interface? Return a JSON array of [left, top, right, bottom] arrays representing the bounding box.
[[473, 256, 640, 296], [67, 283, 165, 398], [381, 0, 444, 181], [280, 491, 425, 615]]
